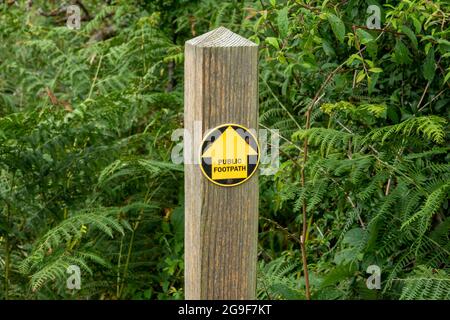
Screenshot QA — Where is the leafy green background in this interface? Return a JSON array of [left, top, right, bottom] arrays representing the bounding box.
[[0, 0, 449, 300]]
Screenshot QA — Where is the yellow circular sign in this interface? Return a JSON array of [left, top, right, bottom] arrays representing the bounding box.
[[199, 124, 260, 187]]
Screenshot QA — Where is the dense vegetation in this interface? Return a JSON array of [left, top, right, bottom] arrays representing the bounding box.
[[0, 0, 448, 300]]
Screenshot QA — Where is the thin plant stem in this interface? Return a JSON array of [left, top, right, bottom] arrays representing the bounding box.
[[300, 107, 311, 300], [87, 54, 104, 100], [116, 235, 124, 298]]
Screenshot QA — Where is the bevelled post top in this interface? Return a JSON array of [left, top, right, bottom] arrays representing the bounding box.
[[186, 26, 258, 48]]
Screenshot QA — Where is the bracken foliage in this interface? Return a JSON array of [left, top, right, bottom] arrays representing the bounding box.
[[0, 0, 449, 300]]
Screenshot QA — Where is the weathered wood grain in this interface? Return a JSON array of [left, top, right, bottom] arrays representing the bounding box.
[[184, 27, 259, 300]]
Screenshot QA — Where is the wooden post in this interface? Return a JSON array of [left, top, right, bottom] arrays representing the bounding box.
[[184, 27, 259, 299]]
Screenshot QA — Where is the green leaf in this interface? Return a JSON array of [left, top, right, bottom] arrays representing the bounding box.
[[343, 228, 366, 246], [392, 40, 412, 65], [346, 53, 363, 66], [425, 42, 432, 55], [277, 7, 289, 38], [401, 25, 418, 50], [444, 70, 450, 85], [368, 72, 379, 95], [423, 47, 435, 82], [265, 37, 280, 50], [437, 39, 450, 47], [356, 29, 374, 45], [320, 263, 358, 288], [322, 40, 335, 57], [369, 67, 383, 73], [171, 206, 184, 241], [334, 248, 359, 265], [366, 40, 378, 58], [327, 13, 345, 44], [410, 16, 422, 33], [356, 70, 366, 83]]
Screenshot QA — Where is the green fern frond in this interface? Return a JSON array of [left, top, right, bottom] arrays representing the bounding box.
[[366, 116, 447, 144], [257, 255, 303, 300], [19, 208, 126, 274], [98, 159, 182, 188], [401, 182, 449, 233], [292, 128, 356, 157], [306, 179, 329, 212], [84, 6, 116, 34], [398, 266, 450, 300], [319, 262, 358, 289], [357, 171, 389, 201]]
